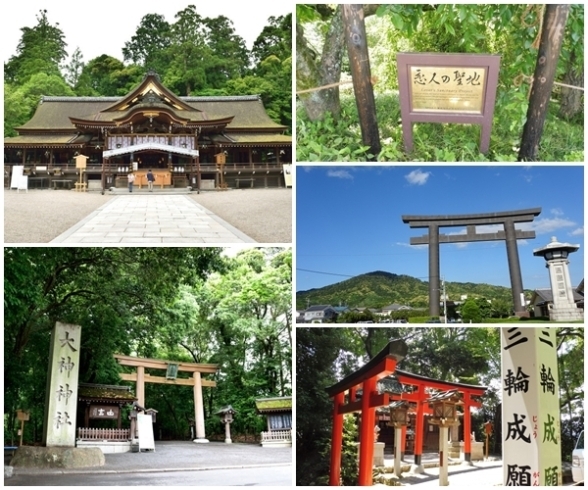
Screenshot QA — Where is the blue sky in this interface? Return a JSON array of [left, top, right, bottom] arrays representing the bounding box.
[[296, 165, 584, 294]]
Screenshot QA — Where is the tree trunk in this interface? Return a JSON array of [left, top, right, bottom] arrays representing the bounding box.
[[558, 52, 583, 120], [518, 5, 570, 161], [342, 4, 381, 157], [296, 5, 380, 122], [296, 7, 344, 121]]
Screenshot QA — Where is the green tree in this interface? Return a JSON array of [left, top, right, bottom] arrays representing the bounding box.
[[461, 298, 482, 323], [122, 13, 172, 72], [63, 47, 85, 88], [202, 15, 249, 88], [4, 9, 67, 85]]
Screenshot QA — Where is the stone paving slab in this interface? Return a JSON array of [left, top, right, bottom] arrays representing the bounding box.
[[50, 195, 255, 244]]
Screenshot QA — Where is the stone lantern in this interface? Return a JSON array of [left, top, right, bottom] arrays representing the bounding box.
[[215, 406, 236, 444], [427, 390, 463, 486], [388, 401, 411, 477], [533, 236, 583, 321]]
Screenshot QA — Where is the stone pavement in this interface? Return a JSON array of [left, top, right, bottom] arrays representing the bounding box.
[[50, 195, 255, 244], [8, 441, 292, 476]]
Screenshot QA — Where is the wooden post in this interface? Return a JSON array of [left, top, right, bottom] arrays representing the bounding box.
[[439, 426, 449, 486], [358, 376, 376, 486], [137, 366, 145, 408], [342, 4, 381, 157], [394, 427, 402, 477], [518, 5, 570, 161], [193, 371, 208, 442]]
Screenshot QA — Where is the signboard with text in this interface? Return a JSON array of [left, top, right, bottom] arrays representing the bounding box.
[[397, 53, 500, 153], [501, 327, 561, 486]]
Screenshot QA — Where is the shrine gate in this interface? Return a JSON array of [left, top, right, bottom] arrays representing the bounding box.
[[326, 341, 487, 486], [114, 354, 219, 442]]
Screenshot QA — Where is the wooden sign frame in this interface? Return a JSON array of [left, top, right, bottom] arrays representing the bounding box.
[[397, 53, 501, 154]]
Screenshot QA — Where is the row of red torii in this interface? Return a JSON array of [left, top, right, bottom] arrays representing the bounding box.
[[326, 340, 487, 486]]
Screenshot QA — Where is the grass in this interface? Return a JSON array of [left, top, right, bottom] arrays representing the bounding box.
[[296, 89, 584, 162]]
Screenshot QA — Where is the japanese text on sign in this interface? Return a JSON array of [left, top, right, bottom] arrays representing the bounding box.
[[409, 66, 486, 113]]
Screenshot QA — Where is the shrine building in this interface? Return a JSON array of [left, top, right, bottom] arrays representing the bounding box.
[[4, 71, 292, 191]]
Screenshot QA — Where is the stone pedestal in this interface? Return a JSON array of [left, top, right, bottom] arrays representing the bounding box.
[[373, 442, 385, 467], [10, 447, 104, 469]]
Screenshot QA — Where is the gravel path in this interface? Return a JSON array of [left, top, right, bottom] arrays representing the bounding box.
[[190, 188, 292, 243], [4, 188, 291, 244]]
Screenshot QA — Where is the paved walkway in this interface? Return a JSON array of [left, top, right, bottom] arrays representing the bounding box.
[[7, 441, 292, 477], [50, 195, 255, 244]]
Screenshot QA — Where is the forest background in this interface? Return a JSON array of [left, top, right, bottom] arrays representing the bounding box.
[[4, 247, 292, 443], [4, 6, 292, 137]]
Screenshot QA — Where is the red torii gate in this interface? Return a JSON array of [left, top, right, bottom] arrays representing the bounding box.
[[326, 340, 408, 486], [390, 370, 487, 467], [326, 340, 487, 486]]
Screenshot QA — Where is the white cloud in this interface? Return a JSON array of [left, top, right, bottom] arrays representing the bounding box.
[[570, 227, 584, 236], [395, 242, 427, 249], [405, 169, 431, 185], [519, 217, 577, 234], [550, 208, 564, 216], [327, 169, 353, 179]]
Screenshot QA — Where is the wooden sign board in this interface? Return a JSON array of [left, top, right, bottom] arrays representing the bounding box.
[[283, 164, 292, 188], [75, 154, 88, 169], [397, 53, 500, 153], [89, 405, 119, 419], [10, 165, 28, 191]]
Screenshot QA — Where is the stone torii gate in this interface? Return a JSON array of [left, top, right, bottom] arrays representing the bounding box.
[[402, 208, 541, 317], [114, 354, 219, 443]]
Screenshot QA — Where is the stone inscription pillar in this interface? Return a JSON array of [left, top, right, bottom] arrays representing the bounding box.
[[42, 322, 81, 447], [501, 327, 562, 486]]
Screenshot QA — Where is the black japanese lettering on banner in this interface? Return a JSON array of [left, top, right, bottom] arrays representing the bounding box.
[[504, 366, 530, 396], [503, 328, 528, 350], [506, 413, 531, 443], [506, 464, 532, 486]]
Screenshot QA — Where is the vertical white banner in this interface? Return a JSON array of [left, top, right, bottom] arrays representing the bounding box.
[[43, 322, 81, 446], [501, 327, 561, 486]]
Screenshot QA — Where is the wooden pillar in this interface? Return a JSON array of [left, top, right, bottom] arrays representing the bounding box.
[[342, 4, 381, 157], [329, 392, 345, 486], [463, 395, 472, 463], [193, 371, 208, 442], [137, 366, 145, 408], [413, 389, 426, 471], [358, 376, 376, 486], [439, 426, 449, 486]]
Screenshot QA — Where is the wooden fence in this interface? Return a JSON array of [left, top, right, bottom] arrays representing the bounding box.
[[261, 429, 291, 442], [77, 428, 130, 441]]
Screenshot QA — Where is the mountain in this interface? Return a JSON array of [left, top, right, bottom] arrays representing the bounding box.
[[296, 270, 521, 309]]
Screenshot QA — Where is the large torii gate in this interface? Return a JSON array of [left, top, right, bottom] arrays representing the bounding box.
[[402, 208, 541, 317], [114, 354, 219, 443]]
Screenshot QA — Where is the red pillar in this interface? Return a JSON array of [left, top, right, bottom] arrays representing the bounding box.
[[463, 393, 472, 462], [329, 392, 345, 486], [414, 386, 426, 466], [358, 376, 376, 486]]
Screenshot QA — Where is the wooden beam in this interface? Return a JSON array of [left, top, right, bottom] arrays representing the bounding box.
[[337, 392, 389, 414], [119, 372, 216, 387], [113, 354, 219, 373]]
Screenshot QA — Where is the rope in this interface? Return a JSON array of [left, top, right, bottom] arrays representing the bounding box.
[[514, 73, 584, 92], [296, 76, 378, 95]]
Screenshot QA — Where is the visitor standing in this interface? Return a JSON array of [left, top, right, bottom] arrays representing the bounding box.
[[127, 172, 135, 193], [146, 169, 155, 192]]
